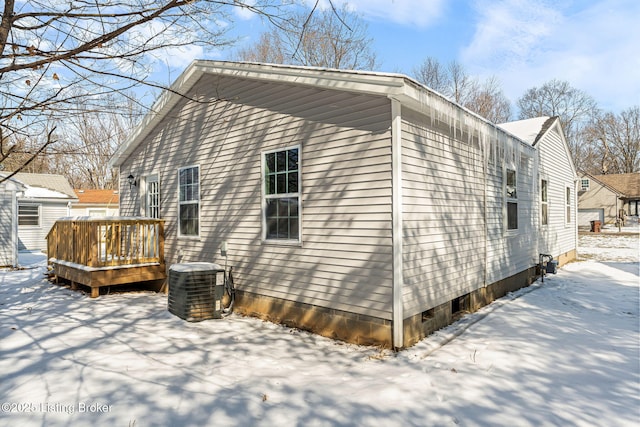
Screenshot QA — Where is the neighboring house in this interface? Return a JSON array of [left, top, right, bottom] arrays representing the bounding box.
[[71, 189, 120, 217], [109, 61, 577, 348], [13, 173, 78, 251], [0, 174, 27, 267], [578, 173, 640, 226]]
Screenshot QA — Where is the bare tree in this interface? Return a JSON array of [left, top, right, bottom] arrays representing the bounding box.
[[465, 76, 513, 124], [583, 106, 640, 174], [57, 95, 145, 189], [412, 57, 512, 123], [517, 79, 599, 169], [412, 57, 450, 95], [236, 4, 378, 70], [0, 0, 299, 182]]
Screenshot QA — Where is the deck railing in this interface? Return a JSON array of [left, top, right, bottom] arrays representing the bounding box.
[[47, 217, 165, 268]]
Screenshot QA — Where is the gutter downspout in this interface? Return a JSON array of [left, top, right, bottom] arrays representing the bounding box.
[[390, 97, 404, 350]]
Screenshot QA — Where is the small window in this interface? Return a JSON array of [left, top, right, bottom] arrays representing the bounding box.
[[178, 166, 199, 236], [263, 147, 300, 241], [580, 179, 590, 191], [541, 179, 548, 226], [18, 204, 40, 226], [566, 187, 571, 224], [506, 168, 517, 230]]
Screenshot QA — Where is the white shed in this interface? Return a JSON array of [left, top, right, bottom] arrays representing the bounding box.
[[13, 173, 78, 252], [0, 174, 26, 267]]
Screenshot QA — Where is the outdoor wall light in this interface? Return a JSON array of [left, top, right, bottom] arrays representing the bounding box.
[[127, 174, 137, 189]]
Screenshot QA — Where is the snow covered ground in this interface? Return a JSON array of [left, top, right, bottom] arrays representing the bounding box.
[[1, 230, 638, 426]]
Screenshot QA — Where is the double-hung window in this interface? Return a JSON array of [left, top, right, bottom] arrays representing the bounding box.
[[541, 179, 548, 226], [506, 168, 518, 230], [263, 147, 300, 242], [178, 166, 199, 237]]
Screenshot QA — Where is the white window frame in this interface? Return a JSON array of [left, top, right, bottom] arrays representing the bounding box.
[[580, 178, 590, 191], [146, 174, 160, 219], [566, 186, 572, 225], [18, 203, 40, 227], [261, 145, 301, 244], [505, 167, 518, 231], [541, 179, 549, 226], [178, 165, 200, 238], [87, 209, 107, 217]]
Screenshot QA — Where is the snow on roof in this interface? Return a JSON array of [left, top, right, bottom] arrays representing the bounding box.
[[23, 186, 71, 199], [497, 116, 553, 145], [0, 173, 27, 191], [13, 172, 77, 199]]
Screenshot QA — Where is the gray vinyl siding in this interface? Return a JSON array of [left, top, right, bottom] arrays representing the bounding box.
[[120, 74, 395, 319], [400, 108, 539, 318], [17, 201, 69, 251], [400, 108, 486, 316], [485, 137, 538, 284], [0, 186, 17, 266], [538, 127, 577, 257]]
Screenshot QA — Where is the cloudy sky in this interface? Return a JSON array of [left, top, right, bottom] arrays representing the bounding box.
[[170, 0, 639, 114]]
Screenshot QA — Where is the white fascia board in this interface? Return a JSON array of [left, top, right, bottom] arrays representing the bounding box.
[[197, 60, 406, 96], [109, 61, 408, 168], [108, 62, 204, 168], [397, 81, 536, 154], [18, 196, 78, 204]]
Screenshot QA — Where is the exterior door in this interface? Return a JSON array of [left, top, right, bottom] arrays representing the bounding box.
[[146, 175, 160, 219]]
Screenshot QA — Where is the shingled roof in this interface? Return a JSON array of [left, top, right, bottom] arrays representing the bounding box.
[[74, 189, 120, 205], [593, 173, 640, 198], [14, 172, 77, 199]]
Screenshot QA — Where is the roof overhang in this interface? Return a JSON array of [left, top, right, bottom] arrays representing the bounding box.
[[109, 61, 412, 167], [0, 173, 27, 192], [109, 60, 536, 168]]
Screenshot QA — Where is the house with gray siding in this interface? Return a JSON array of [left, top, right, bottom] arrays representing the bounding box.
[[498, 117, 578, 266], [0, 174, 26, 267], [13, 173, 77, 251], [578, 172, 640, 226], [110, 61, 577, 348]]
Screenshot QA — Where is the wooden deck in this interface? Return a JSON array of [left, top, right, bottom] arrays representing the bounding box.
[[47, 217, 166, 297]]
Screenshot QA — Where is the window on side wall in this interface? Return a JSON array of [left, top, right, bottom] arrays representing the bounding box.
[[506, 168, 518, 230], [263, 147, 300, 242], [580, 178, 590, 191], [541, 179, 548, 226], [566, 187, 571, 224], [18, 204, 40, 226], [178, 165, 199, 237]]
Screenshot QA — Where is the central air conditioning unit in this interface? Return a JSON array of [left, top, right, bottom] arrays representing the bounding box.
[[168, 262, 225, 322]]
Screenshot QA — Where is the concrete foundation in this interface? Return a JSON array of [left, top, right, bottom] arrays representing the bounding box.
[[233, 250, 576, 349]]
